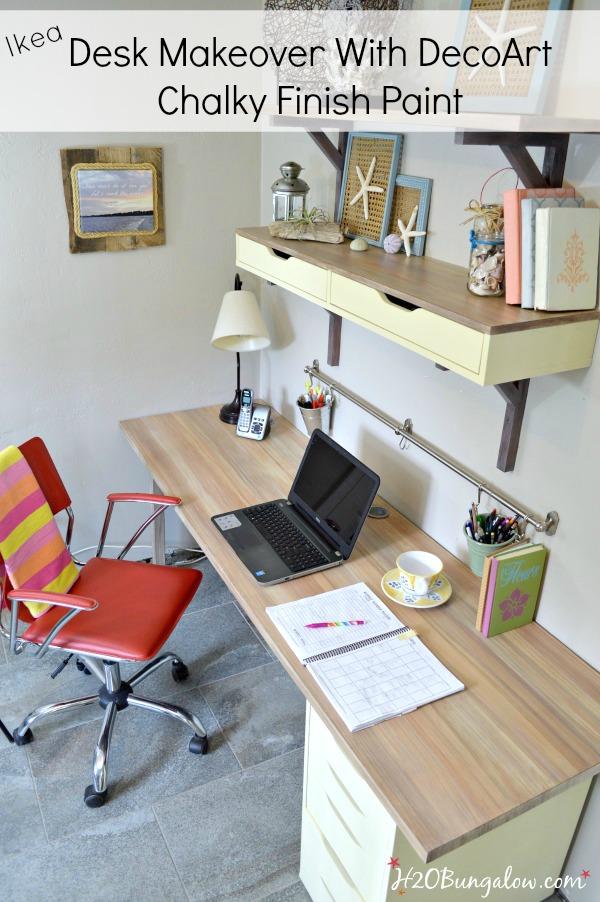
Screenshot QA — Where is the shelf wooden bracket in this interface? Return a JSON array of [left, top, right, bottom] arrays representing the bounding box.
[[455, 132, 570, 189], [307, 130, 348, 367], [494, 379, 530, 473]]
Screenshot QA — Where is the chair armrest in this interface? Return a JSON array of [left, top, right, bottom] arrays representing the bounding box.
[[7, 590, 98, 659], [107, 493, 181, 506], [98, 494, 181, 560], [7, 589, 98, 610]]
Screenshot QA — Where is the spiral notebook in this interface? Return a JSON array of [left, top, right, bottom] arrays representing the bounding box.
[[267, 583, 464, 732]]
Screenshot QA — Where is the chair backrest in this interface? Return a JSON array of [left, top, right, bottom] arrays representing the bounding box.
[[0, 439, 74, 623], [18, 437, 72, 516]]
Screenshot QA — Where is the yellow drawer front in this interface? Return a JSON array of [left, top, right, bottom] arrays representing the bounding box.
[[330, 273, 484, 375], [237, 235, 328, 304]]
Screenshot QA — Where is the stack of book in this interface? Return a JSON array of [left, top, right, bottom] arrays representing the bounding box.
[[503, 187, 600, 311], [475, 542, 548, 638]]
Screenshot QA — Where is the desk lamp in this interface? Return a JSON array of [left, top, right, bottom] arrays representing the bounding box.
[[211, 275, 271, 424]]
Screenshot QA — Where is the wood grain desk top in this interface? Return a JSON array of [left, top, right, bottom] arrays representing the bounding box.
[[121, 405, 600, 862]]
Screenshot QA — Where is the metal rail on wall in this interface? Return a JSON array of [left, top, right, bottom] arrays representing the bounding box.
[[304, 360, 559, 536]]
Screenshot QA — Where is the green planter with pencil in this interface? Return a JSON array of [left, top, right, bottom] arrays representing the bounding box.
[[464, 506, 518, 576]]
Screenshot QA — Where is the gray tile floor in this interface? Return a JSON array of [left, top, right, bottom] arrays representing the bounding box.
[[0, 561, 311, 902], [0, 561, 566, 902]]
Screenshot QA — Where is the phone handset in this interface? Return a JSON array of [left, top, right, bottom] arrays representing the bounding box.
[[236, 388, 254, 435], [236, 388, 271, 441]]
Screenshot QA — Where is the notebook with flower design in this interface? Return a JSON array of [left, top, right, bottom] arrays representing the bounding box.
[[481, 544, 547, 639], [534, 207, 600, 311]]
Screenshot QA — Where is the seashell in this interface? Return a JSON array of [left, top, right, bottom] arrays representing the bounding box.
[[350, 237, 369, 252], [486, 276, 500, 291], [383, 233, 402, 254]]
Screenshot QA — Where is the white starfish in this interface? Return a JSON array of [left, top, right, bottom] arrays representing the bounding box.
[[349, 156, 383, 222], [397, 206, 426, 258], [469, 0, 538, 88]]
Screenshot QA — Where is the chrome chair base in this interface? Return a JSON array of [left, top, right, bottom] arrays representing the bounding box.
[[12, 651, 208, 807]]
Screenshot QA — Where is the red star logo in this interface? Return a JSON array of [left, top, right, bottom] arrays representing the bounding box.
[[387, 856, 400, 868], [398, 891, 406, 896], [582, 869, 591, 879]]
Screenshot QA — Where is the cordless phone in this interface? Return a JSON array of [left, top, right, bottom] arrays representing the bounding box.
[[236, 388, 271, 441], [236, 388, 253, 435]]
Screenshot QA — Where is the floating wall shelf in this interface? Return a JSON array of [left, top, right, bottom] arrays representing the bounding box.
[[236, 226, 599, 471]]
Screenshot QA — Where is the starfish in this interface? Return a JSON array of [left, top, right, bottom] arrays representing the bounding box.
[[397, 205, 426, 258], [469, 0, 538, 87], [349, 156, 383, 221]]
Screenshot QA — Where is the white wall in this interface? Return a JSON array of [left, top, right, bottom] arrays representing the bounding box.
[[0, 131, 260, 553], [259, 129, 600, 893]]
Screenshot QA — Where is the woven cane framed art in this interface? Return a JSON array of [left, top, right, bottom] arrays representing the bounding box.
[[389, 175, 432, 257], [452, 0, 569, 115], [337, 133, 403, 247]]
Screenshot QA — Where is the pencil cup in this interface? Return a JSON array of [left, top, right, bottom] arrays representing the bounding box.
[[464, 517, 515, 577], [297, 396, 333, 435]]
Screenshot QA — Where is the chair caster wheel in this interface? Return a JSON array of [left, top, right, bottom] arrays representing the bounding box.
[[84, 785, 108, 808], [172, 661, 189, 682], [76, 659, 92, 675], [13, 728, 34, 746], [189, 734, 208, 755]]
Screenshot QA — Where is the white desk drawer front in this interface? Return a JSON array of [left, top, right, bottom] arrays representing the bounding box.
[[301, 808, 364, 902], [330, 273, 484, 375], [307, 710, 387, 837], [237, 235, 328, 303]]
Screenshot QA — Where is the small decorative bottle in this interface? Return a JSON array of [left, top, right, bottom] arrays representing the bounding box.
[[467, 204, 505, 297]]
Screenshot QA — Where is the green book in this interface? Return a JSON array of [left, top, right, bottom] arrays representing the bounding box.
[[481, 544, 547, 638]]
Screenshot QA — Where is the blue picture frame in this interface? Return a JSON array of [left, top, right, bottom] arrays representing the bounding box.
[[450, 0, 570, 115], [337, 133, 403, 247], [391, 175, 432, 258]]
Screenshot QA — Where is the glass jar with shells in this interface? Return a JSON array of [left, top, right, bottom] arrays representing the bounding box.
[[465, 203, 505, 297]]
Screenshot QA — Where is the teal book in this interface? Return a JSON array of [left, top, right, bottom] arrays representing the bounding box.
[[481, 544, 547, 638]]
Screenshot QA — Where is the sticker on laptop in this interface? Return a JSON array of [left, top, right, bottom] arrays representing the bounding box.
[[214, 514, 242, 531]]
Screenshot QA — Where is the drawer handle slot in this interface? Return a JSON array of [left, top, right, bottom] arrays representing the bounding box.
[[272, 248, 292, 260], [386, 293, 418, 312]]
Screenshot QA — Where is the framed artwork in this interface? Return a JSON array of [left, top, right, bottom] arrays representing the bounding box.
[[337, 133, 403, 247], [60, 147, 165, 253], [452, 0, 569, 115], [389, 175, 432, 257]]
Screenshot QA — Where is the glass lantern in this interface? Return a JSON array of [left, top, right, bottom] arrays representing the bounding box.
[[271, 162, 309, 222]]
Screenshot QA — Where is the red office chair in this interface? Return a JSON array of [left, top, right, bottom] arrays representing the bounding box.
[[0, 437, 207, 808]]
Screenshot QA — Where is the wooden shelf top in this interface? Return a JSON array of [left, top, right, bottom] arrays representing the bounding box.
[[121, 405, 600, 863], [238, 226, 600, 336]]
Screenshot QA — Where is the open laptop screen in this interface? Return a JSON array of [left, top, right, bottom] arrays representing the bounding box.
[[288, 430, 380, 559]]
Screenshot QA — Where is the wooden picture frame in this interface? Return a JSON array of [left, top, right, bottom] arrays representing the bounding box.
[[61, 147, 165, 253], [337, 133, 403, 247], [451, 0, 569, 115], [389, 175, 432, 257]]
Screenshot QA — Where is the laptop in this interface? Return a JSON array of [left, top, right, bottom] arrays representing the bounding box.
[[212, 429, 380, 586]]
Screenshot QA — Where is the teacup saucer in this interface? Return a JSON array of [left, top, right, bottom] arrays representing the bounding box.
[[381, 569, 452, 608]]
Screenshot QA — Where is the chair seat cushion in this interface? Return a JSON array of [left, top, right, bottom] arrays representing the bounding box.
[[21, 557, 202, 661]]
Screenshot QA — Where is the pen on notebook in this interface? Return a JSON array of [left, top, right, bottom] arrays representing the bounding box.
[[305, 620, 365, 628]]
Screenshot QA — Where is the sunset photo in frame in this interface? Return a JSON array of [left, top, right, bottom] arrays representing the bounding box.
[[337, 133, 403, 247], [389, 175, 432, 257], [61, 147, 165, 253], [72, 164, 158, 238]]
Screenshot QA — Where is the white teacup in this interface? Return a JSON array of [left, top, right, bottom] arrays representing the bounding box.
[[396, 551, 443, 596]]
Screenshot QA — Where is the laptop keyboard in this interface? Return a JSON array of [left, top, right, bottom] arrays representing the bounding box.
[[243, 503, 329, 573]]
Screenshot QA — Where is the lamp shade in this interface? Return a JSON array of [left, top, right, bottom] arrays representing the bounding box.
[[211, 290, 271, 352]]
